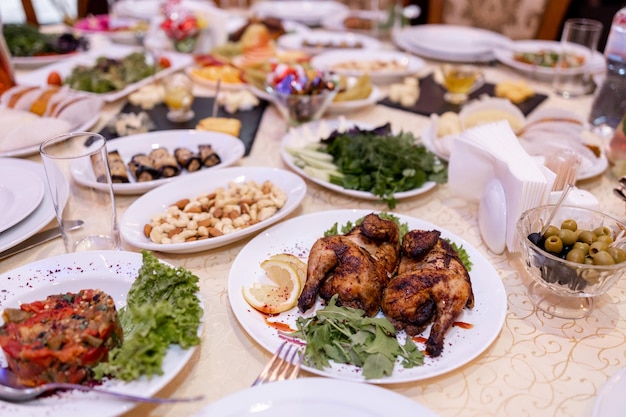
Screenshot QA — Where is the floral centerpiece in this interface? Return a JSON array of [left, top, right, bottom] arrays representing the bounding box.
[[160, 0, 206, 53]]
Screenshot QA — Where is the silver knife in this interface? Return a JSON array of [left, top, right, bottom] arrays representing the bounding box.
[[0, 220, 84, 261]]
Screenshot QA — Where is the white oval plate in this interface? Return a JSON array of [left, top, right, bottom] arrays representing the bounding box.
[[277, 30, 382, 55], [71, 130, 245, 195], [228, 209, 507, 383], [0, 113, 101, 158], [0, 164, 44, 233], [16, 44, 193, 102], [321, 9, 387, 32], [120, 166, 307, 254], [311, 49, 425, 84], [191, 378, 439, 417], [494, 40, 606, 76], [327, 84, 381, 114], [12, 51, 83, 68], [250, 1, 349, 26], [0, 158, 64, 253], [0, 250, 198, 417], [280, 118, 437, 200]]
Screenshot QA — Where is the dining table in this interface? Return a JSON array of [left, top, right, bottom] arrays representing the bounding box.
[[3, 20, 626, 417]]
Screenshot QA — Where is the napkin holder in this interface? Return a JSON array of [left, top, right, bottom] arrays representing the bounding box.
[[449, 121, 552, 254]]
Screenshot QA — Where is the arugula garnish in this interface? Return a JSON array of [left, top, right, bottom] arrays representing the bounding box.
[[290, 295, 424, 379]]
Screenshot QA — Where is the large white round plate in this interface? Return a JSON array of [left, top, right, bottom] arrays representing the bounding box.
[[228, 209, 507, 383], [16, 44, 193, 102], [191, 377, 439, 417], [120, 166, 307, 254], [71, 130, 245, 195], [494, 40, 606, 77], [311, 49, 425, 84], [593, 367, 626, 417], [0, 158, 64, 253], [392, 25, 511, 63], [250, 1, 348, 26], [280, 118, 437, 200], [0, 113, 101, 158], [0, 250, 198, 417], [0, 164, 44, 233], [277, 30, 382, 55], [420, 115, 608, 181]]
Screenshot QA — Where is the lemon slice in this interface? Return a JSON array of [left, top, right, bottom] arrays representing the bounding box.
[[242, 259, 302, 314], [268, 253, 307, 287]]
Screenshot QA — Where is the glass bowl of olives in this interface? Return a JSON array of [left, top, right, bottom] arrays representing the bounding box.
[[517, 205, 626, 318]]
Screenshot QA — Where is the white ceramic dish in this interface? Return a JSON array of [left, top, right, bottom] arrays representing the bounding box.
[[593, 367, 626, 417], [228, 209, 508, 383], [16, 44, 193, 102], [0, 164, 44, 233], [494, 40, 606, 77], [392, 25, 511, 63], [0, 113, 100, 158], [0, 250, 198, 417], [327, 84, 381, 114], [250, 1, 349, 26], [120, 166, 307, 254], [71, 130, 245, 195], [311, 49, 425, 84], [191, 378, 439, 417], [12, 51, 83, 68], [277, 30, 382, 55], [321, 9, 387, 32], [280, 118, 437, 200], [0, 158, 64, 253]]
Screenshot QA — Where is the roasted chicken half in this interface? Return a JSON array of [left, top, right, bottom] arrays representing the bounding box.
[[381, 230, 474, 357], [298, 213, 400, 317]]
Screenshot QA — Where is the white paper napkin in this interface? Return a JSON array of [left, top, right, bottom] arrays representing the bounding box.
[[449, 121, 551, 252]]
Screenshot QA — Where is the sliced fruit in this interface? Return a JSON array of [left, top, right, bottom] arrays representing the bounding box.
[[242, 260, 301, 314], [269, 253, 307, 287]]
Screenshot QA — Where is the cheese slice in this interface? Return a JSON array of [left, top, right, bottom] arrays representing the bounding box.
[[196, 117, 241, 137]]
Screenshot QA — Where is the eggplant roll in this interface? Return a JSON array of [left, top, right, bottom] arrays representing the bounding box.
[[174, 147, 202, 172], [198, 144, 221, 168], [149, 147, 180, 178], [107, 150, 130, 183], [128, 153, 159, 182]]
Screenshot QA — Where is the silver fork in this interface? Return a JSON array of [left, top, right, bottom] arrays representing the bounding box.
[[251, 341, 303, 386]]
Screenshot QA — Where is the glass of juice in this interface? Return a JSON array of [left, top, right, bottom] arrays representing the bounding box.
[[163, 72, 195, 122], [440, 64, 484, 104]]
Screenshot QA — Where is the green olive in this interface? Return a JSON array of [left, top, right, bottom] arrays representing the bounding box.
[[543, 225, 560, 239], [597, 234, 614, 244], [572, 241, 590, 255], [566, 248, 587, 264], [544, 235, 563, 254], [577, 230, 597, 245], [593, 226, 611, 237], [592, 250, 616, 265], [558, 229, 577, 246], [584, 257, 595, 265], [561, 219, 578, 231], [608, 247, 626, 263], [590, 241, 610, 256]]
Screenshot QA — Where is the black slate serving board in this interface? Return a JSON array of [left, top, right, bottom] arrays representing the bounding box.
[[379, 73, 547, 116], [99, 96, 268, 156]]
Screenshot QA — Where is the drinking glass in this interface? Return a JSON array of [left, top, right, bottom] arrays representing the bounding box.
[[163, 72, 195, 122], [440, 64, 484, 104]]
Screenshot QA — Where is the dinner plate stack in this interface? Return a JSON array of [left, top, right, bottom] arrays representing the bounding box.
[[392, 25, 513, 63], [0, 158, 64, 255]]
